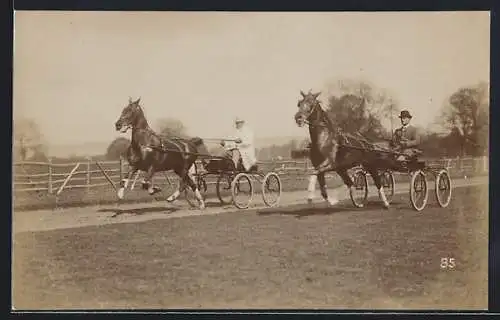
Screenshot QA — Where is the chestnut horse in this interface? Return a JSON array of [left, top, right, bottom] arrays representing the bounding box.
[[294, 90, 390, 208]]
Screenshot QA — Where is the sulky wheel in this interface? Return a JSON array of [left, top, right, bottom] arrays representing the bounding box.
[[231, 173, 254, 209], [350, 169, 368, 208], [381, 170, 396, 204], [435, 169, 452, 208], [409, 170, 429, 212], [185, 174, 208, 208], [216, 172, 234, 205], [262, 172, 282, 207]]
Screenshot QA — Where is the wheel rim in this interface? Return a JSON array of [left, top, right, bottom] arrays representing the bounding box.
[[262, 172, 281, 207], [410, 171, 428, 211], [436, 170, 452, 207], [350, 170, 368, 208], [216, 173, 233, 204], [232, 173, 253, 209], [382, 171, 395, 204]]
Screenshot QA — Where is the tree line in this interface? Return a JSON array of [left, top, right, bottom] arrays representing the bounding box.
[[13, 80, 489, 163]]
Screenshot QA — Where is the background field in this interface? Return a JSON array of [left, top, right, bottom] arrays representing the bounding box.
[[13, 184, 488, 310]]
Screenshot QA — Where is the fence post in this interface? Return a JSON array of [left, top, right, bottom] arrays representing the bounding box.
[[47, 157, 53, 194], [86, 156, 91, 192], [119, 157, 123, 181]]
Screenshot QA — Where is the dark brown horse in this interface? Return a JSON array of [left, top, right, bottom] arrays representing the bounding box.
[[294, 90, 390, 208], [114, 97, 208, 209]]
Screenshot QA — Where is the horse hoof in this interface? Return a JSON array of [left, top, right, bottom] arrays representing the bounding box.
[[149, 187, 162, 195], [327, 199, 339, 206], [307, 198, 313, 205]]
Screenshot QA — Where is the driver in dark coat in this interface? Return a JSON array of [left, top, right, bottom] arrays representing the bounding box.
[[390, 110, 422, 161]]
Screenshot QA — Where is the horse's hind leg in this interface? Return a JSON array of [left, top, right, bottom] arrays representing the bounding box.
[[337, 167, 356, 197], [366, 166, 389, 209], [185, 169, 205, 210], [142, 166, 161, 195], [117, 167, 137, 200], [166, 167, 193, 203], [318, 172, 338, 206], [166, 169, 184, 203]]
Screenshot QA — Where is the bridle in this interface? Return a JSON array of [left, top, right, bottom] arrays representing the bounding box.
[[297, 99, 335, 132]]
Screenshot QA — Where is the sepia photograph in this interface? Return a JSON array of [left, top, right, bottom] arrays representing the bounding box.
[[12, 11, 489, 310]]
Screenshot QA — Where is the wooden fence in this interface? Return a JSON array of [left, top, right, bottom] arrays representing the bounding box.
[[12, 156, 488, 196]]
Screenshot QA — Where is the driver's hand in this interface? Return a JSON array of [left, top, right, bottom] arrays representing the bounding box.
[[235, 138, 242, 144], [220, 140, 226, 146]]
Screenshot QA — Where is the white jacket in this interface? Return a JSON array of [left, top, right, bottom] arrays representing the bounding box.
[[230, 125, 257, 171]]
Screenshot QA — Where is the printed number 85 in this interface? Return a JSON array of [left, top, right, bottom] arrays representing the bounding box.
[[440, 257, 455, 269]]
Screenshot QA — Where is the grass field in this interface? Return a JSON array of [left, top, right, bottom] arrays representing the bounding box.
[[12, 184, 488, 310]]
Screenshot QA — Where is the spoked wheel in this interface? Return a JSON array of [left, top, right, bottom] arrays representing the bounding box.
[[185, 175, 208, 208], [216, 172, 234, 205], [262, 172, 281, 207], [231, 173, 254, 209], [350, 169, 368, 208], [410, 170, 429, 212], [381, 170, 396, 204], [435, 169, 452, 208]]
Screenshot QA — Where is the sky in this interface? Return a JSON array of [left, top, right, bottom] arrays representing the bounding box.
[[13, 11, 490, 155]]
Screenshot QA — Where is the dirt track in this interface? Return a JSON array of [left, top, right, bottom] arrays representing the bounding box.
[[13, 176, 486, 234], [12, 177, 488, 310]]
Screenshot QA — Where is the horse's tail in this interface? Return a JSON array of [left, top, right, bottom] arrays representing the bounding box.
[[189, 137, 210, 160], [189, 137, 204, 146]]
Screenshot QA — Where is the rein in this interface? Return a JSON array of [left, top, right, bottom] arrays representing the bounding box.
[[298, 100, 405, 156]]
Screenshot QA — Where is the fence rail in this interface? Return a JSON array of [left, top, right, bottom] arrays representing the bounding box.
[[13, 156, 488, 196]]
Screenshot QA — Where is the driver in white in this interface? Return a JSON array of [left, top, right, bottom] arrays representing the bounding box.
[[221, 117, 257, 171]]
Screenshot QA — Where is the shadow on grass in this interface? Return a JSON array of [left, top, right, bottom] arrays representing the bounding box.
[[257, 199, 355, 218], [97, 206, 181, 218], [257, 198, 408, 218]]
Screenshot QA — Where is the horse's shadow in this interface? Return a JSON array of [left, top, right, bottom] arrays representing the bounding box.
[[257, 199, 401, 218], [97, 206, 180, 218]]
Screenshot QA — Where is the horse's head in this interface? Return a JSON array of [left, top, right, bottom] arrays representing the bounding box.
[[115, 97, 144, 132], [295, 90, 321, 127]]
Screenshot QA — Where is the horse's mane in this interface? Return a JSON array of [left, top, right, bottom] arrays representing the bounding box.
[[315, 100, 336, 132]]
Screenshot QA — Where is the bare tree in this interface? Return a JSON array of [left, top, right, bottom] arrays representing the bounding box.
[[105, 137, 131, 160], [13, 117, 47, 161], [155, 118, 188, 138], [325, 79, 399, 140], [440, 82, 489, 156]]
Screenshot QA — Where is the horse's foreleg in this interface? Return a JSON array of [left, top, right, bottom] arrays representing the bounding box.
[[118, 167, 137, 200], [142, 166, 162, 195], [318, 172, 338, 206], [307, 174, 317, 204], [366, 166, 389, 209]]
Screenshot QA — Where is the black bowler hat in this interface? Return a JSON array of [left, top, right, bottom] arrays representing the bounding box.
[[399, 110, 412, 119]]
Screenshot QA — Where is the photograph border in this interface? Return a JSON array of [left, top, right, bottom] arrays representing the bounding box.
[[7, 0, 499, 317]]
